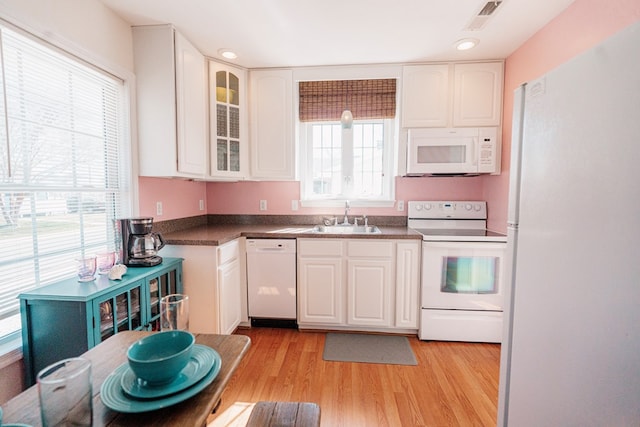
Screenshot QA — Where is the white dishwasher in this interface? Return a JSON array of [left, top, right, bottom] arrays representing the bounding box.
[[246, 239, 297, 326]]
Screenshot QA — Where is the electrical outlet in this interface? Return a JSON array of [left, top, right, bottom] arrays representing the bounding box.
[[259, 200, 267, 211], [156, 201, 163, 216], [291, 200, 299, 211], [397, 200, 404, 211], [199, 200, 205, 211]]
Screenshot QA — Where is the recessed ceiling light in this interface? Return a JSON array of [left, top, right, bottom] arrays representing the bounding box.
[[218, 48, 238, 60], [455, 38, 479, 51]]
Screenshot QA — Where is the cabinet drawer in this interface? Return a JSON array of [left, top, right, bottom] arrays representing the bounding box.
[[347, 240, 393, 258], [218, 239, 240, 265], [297, 239, 343, 256]]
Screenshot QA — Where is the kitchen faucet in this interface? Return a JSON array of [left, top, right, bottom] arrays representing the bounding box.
[[342, 200, 350, 225], [354, 215, 368, 227]]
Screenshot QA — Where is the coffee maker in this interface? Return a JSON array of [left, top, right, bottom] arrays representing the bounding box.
[[117, 218, 165, 267]]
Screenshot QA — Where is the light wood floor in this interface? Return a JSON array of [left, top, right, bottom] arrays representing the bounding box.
[[212, 327, 501, 427]]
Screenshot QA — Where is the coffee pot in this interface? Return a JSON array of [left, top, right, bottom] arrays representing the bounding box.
[[129, 233, 165, 259], [117, 217, 165, 267]]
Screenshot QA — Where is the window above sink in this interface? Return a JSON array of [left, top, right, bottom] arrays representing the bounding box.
[[297, 77, 398, 208]]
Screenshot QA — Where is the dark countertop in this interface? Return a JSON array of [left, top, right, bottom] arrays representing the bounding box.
[[162, 223, 422, 246]]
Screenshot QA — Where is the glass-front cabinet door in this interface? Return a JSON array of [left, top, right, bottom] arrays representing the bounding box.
[[93, 280, 144, 346], [147, 267, 180, 331], [209, 61, 247, 179]]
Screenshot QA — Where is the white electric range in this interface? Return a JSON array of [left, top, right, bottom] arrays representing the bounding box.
[[408, 201, 507, 342]]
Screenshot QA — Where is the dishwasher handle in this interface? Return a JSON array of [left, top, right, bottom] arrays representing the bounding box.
[[254, 246, 287, 251], [246, 239, 297, 254]]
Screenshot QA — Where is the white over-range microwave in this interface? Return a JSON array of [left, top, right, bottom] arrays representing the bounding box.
[[406, 127, 501, 176]]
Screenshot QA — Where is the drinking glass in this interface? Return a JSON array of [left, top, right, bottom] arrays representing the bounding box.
[[160, 294, 190, 331], [76, 256, 96, 282], [96, 251, 116, 274], [37, 358, 93, 427]]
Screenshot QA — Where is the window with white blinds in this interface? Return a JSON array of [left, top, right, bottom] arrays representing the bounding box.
[[0, 26, 131, 343]]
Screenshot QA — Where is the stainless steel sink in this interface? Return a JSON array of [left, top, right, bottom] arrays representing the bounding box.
[[311, 225, 381, 234]]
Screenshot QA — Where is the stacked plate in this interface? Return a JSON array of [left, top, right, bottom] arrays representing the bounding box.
[[100, 345, 222, 413]]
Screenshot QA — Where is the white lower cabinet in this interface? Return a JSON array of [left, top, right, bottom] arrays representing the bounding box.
[[297, 238, 420, 333], [161, 239, 246, 334], [218, 256, 242, 334], [298, 257, 344, 324], [297, 239, 344, 324], [347, 259, 393, 327], [395, 241, 421, 329]]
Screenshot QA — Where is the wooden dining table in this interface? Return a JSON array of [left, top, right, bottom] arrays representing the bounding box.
[[2, 330, 251, 427]]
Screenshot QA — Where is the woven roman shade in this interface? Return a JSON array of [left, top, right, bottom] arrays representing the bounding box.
[[299, 79, 397, 122]]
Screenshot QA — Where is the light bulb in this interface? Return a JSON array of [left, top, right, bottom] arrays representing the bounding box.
[[217, 48, 238, 59], [340, 110, 353, 129], [455, 38, 479, 51]]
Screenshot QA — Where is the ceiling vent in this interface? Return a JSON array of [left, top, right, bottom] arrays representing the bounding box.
[[464, 1, 503, 31]]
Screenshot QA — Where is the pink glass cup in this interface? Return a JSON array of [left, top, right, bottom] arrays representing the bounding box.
[[96, 252, 116, 275]]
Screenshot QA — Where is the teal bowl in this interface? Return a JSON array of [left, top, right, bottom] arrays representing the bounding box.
[[127, 330, 195, 385]]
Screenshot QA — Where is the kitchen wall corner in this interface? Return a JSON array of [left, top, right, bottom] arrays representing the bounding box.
[[138, 177, 207, 221]]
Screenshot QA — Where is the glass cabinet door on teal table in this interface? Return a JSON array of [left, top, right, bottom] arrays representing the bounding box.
[[92, 280, 144, 347], [146, 264, 180, 331]]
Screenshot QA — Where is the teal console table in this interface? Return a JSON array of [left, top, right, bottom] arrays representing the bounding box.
[[19, 258, 183, 385]]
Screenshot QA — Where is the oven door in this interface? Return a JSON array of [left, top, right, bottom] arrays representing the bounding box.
[[421, 241, 507, 311]]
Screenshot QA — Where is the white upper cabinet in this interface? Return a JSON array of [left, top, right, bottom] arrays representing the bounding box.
[[402, 64, 450, 128], [209, 61, 248, 180], [452, 62, 503, 127], [133, 25, 207, 178], [249, 69, 295, 180], [402, 61, 503, 128]]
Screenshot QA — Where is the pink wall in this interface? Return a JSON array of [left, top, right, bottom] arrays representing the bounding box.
[[138, 177, 207, 220], [138, 0, 640, 225], [205, 177, 483, 217], [484, 0, 640, 232]]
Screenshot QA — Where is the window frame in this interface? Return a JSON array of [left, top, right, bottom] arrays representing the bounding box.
[[293, 66, 402, 208], [298, 117, 396, 208], [0, 19, 136, 348]]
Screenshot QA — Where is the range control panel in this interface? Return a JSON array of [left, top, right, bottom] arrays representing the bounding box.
[[407, 201, 487, 220]]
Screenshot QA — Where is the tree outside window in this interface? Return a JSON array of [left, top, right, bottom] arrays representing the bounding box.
[[0, 26, 131, 343]]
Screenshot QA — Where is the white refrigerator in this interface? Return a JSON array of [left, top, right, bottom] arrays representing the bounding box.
[[498, 21, 640, 426]]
